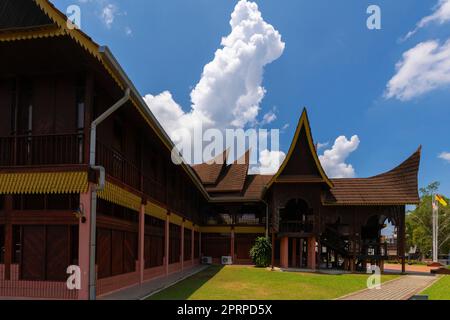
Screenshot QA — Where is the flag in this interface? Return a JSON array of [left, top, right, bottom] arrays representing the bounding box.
[[436, 194, 448, 207]]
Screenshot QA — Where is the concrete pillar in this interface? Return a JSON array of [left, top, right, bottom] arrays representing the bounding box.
[[181, 221, 184, 271], [307, 236, 316, 270], [280, 236, 289, 268], [230, 229, 235, 263], [165, 213, 170, 276], [78, 183, 93, 300], [291, 238, 297, 267], [138, 203, 145, 284]]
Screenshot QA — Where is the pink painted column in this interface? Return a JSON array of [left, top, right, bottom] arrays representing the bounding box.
[[230, 229, 235, 263], [78, 183, 93, 300], [165, 213, 170, 276], [138, 202, 145, 284], [307, 236, 316, 270], [180, 221, 185, 271], [191, 227, 195, 265], [280, 237, 289, 268], [291, 238, 297, 268]]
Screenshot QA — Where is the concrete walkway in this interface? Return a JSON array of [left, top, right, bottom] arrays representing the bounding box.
[[99, 265, 208, 300], [339, 275, 439, 300]]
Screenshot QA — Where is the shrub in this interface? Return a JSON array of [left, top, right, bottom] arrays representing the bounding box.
[[250, 237, 272, 267]]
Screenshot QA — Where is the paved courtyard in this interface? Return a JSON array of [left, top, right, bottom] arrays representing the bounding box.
[[339, 275, 438, 300]]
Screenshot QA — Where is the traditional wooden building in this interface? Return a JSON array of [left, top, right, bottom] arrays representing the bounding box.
[[0, 0, 420, 300]]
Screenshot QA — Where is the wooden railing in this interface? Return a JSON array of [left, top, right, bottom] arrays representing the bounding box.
[[96, 141, 167, 204], [96, 141, 141, 190], [0, 133, 83, 166]]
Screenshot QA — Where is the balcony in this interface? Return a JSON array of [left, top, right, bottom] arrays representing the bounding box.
[[279, 220, 313, 234], [96, 141, 167, 204], [0, 133, 83, 167]]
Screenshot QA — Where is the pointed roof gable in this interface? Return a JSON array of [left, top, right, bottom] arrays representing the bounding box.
[[192, 149, 229, 185], [267, 109, 333, 188], [205, 150, 250, 193]]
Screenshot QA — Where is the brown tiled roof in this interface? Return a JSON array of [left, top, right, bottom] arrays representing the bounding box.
[[324, 147, 421, 205], [192, 149, 228, 185], [205, 150, 250, 193], [242, 174, 273, 199]]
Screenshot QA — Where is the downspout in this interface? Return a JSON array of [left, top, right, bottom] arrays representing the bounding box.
[[88, 88, 130, 300]]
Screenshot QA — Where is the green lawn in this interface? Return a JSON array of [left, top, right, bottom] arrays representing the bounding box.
[[422, 276, 450, 300], [149, 265, 398, 300]]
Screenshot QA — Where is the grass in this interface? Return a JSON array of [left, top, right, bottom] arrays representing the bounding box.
[[149, 265, 399, 300], [422, 276, 450, 300]]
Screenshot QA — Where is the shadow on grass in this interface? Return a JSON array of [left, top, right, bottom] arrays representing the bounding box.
[[149, 265, 224, 300]]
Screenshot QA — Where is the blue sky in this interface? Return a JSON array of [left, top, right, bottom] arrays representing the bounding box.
[[53, 0, 450, 196]]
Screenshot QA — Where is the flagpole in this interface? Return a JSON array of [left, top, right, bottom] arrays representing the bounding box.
[[432, 194, 438, 263]]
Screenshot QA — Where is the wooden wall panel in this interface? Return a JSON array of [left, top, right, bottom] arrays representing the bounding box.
[[21, 225, 45, 280], [54, 77, 76, 133], [0, 79, 13, 136], [169, 223, 180, 264], [97, 228, 112, 279], [111, 230, 124, 276], [201, 233, 230, 258], [194, 231, 199, 258], [123, 232, 137, 273], [46, 225, 70, 281], [184, 228, 191, 261], [235, 234, 262, 260]]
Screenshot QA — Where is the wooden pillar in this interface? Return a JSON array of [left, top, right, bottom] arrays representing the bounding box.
[[291, 238, 297, 267], [307, 236, 316, 270], [4, 195, 13, 281], [230, 228, 235, 263], [180, 221, 184, 271], [78, 184, 93, 300], [165, 213, 170, 276], [138, 202, 145, 284], [191, 226, 195, 265], [280, 236, 289, 268], [299, 239, 304, 268]]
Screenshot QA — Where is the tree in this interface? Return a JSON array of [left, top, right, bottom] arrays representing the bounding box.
[[406, 182, 450, 259], [250, 237, 272, 267]]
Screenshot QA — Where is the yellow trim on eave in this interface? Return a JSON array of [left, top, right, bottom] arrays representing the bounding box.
[[199, 226, 232, 233], [169, 214, 183, 226], [144, 201, 167, 221], [0, 27, 65, 42], [266, 109, 333, 189], [97, 181, 141, 211], [184, 220, 194, 230], [0, 171, 88, 194], [234, 226, 265, 234]]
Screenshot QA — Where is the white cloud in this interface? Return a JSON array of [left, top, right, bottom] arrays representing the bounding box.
[[125, 26, 133, 36], [144, 0, 285, 145], [317, 142, 329, 150], [261, 111, 277, 125], [439, 151, 450, 162], [249, 149, 286, 175], [385, 39, 450, 101], [101, 3, 117, 28], [404, 0, 450, 40], [319, 135, 360, 178]]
